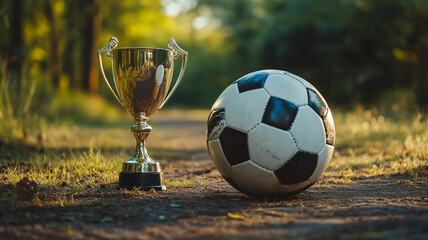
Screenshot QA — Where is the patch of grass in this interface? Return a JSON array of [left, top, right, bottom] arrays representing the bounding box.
[[325, 106, 427, 181], [0, 145, 122, 204], [165, 178, 196, 188], [0, 74, 41, 143]]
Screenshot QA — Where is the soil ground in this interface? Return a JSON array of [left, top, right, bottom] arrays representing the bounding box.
[[0, 110, 427, 239]]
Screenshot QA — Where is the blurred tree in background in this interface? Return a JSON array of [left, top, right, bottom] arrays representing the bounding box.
[[1, 0, 427, 111]]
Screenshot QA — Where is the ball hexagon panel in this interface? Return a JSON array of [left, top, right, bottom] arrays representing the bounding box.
[[207, 139, 231, 178], [248, 123, 298, 170], [207, 109, 226, 141], [323, 109, 336, 146], [219, 127, 249, 166], [274, 151, 318, 185], [290, 106, 326, 153], [235, 72, 269, 93], [262, 97, 298, 131], [308, 145, 334, 183], [231, 161, 282, 196], [210, 83, 240, 111], [225, 88, 270, 132], [264, 74, 308, 106], [307, 88, 328, 118]]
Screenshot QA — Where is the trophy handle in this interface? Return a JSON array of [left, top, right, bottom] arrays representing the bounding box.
[[97, 37, 125, 108], [158, 39, 188, 109]]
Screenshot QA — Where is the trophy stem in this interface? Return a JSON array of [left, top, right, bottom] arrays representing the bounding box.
[[119, 112, 166, 191], [131, 113, 154, 164]]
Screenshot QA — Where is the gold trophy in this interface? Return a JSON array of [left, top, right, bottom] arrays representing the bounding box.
[[97, 37, 187, 190]]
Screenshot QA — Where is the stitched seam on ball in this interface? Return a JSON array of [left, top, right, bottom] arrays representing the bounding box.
[[246, 93, 271, 172], [289, 130, 297, 150], [225, 86, 269, 133], [222, 85, 244, 130], [248, 122, 260, 133], [285, 72, 317, 94], [264, 87, 302, 107], [248, 124, 296, 172], [294, 137, 326, 155], [290, 108, 324, 155], [249, 88, 270, 133], [297, 148, 320, 155], [287, 72, 324, 100], [264, 75, 307, 107], [225, 83, 267, 181], [249, 159, 275, 172], [275, 151, 298, 169], [287, 106, 298, 131], [228, 125, 249, 134], [222, 83, 241, 110], [287, 132, 298, 166], [284, 72, 307, 90]]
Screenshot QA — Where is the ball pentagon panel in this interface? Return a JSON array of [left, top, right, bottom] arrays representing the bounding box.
[[274, 151, 318, 185], [235, 72, 269, 93], [262, 97, 298, 131], [219, 127, 250, 166], [307, 88, 329, 118]]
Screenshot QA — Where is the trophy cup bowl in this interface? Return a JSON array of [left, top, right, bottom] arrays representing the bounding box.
[[97, 37, 187, 190]]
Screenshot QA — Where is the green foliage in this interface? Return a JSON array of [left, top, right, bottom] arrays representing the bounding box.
[[198, 0, 428, 106], [1, 0, 428, 118], [47, 91, 125, 126]]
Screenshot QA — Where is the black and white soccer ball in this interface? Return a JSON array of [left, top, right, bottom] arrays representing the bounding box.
[[207, 69, 335, 197]]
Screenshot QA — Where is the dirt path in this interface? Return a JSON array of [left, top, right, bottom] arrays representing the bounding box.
[[1, 110, 427, 239], [1, 167, 427, 239]]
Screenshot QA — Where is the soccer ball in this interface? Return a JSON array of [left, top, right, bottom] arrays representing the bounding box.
[[207, 69, 335, 197]]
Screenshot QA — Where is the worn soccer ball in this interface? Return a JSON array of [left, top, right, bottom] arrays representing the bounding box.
[[207, 69, 335, 197]]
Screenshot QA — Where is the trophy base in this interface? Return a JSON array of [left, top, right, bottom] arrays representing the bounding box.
[[119, 172, 166, 191]]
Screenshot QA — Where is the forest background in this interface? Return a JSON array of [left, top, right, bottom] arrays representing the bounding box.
[[1, 0, 428, 142]]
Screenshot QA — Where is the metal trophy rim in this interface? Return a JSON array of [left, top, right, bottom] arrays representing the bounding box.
[[113, 47, 173, 52]]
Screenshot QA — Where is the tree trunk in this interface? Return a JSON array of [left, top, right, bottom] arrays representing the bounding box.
[[43, 0, 61, 88], [7, 0, 24, 82], [62, 0, 79, 90], [82, 0, 103, 94]]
